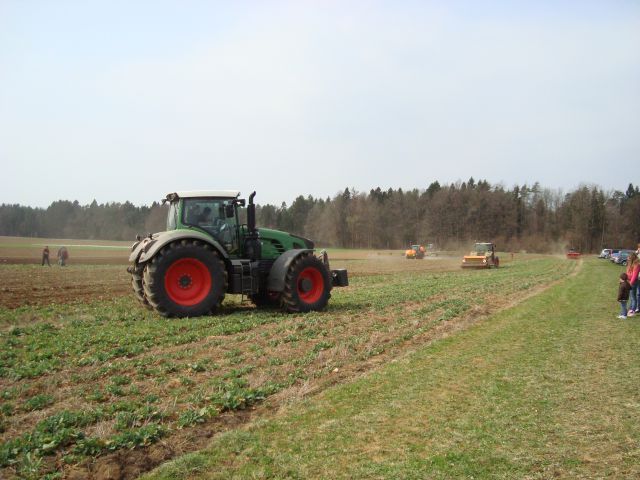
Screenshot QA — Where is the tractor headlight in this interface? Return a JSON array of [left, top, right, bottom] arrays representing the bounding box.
[[482, 259, 487, 263]]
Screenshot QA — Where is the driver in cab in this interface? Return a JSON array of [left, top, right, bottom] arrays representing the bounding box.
[[197, 207, 213, 226]]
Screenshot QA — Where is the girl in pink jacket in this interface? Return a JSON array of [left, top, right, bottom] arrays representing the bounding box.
[[626, 252, 639, 315]]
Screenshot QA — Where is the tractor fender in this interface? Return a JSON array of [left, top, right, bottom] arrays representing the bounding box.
[[266, 249, 314, 292], [130, 230, 230, 265]]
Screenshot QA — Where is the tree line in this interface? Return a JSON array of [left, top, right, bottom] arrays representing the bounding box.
[[0, 199, 167, 241], [1, 180, 639, 252], [258, 180, 640, 253]]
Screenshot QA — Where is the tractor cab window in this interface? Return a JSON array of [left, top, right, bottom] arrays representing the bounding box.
[[183, 198, 238, 252], [474, 243, 490, 254]]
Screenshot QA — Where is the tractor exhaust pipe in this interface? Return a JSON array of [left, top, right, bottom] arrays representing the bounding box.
[[248, 191, 257, 235], [244, 191, 261, 261]]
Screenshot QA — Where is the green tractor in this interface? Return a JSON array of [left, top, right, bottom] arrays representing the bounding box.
[[128, 190, 348, 317]]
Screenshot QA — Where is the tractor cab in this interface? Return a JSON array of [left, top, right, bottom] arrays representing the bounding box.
[[163, 190, 313, 260], [472, 243, 493, 255], [166, 191, 243, 254]]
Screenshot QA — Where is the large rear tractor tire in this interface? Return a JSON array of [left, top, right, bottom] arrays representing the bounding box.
[[143, 240, 227, 318], [281, 253, 331, 313]]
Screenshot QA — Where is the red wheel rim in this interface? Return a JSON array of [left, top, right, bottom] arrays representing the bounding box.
[[164, 258, 212, 306], [297, 267, 324, 304]]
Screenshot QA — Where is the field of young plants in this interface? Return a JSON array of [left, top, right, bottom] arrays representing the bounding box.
[[0, 243, 577, 479]]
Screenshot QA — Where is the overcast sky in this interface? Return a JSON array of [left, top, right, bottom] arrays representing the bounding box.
[[1, 1, 639, 207]]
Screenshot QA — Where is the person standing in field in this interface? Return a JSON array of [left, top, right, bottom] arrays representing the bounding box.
[[618, 272, 631, 319], [41, 246, 50, 266], [57, 246, 69, 266], [626, 252, 640, 316]]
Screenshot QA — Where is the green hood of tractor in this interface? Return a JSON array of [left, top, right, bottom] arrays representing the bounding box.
[[257, 227, 314, 259]]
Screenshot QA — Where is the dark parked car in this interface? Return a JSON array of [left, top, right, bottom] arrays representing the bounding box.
[[610, 250, 623, 263], [613, 250, 635, 266]]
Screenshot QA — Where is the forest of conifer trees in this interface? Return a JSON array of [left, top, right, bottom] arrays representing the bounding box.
[[1, 180, 639, 253]]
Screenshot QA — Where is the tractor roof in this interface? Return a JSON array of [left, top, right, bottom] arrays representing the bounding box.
[[165, 190, 241, 202]]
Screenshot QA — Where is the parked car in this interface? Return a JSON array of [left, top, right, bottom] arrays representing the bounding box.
[[610, 250, 623, 263], [598, 248, 612, 259], [614, 250, 635, 266]]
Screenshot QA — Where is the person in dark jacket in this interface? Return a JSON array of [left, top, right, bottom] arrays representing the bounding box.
[[618, 272, 631, 319], [41, 246, 50, 266]]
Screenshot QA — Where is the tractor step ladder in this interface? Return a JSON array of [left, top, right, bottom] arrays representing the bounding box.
[[239, 260, 254, 300]]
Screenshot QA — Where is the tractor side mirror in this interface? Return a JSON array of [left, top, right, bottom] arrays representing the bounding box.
[[225, 204, 235, 218]]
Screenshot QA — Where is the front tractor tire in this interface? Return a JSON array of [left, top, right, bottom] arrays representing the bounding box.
[[281, 252, 331, 313], [143, 240, 227, 318]]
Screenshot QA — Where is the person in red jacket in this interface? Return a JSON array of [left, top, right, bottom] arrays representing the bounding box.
[[627, 252, 640, 315], [57, 246, 69, 266]]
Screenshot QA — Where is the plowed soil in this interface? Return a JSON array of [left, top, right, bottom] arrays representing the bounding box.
[[0, 265, 132, 308]]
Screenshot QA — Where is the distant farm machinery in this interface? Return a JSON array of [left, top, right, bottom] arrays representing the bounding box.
[[405, 245, 426, 259], [461, 242, 499, 268], [566, 249, 581, 259]]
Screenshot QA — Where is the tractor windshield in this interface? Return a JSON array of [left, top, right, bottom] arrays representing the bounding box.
[[182, 198, 238, 252], [474, 243, 490, 253]]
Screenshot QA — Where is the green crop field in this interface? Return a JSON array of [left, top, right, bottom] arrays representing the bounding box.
[[0, 252, 635, 479]]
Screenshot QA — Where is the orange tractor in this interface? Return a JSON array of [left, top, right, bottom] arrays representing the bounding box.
[[461, 242, 499, 268], [405, 245, 426, 259]]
